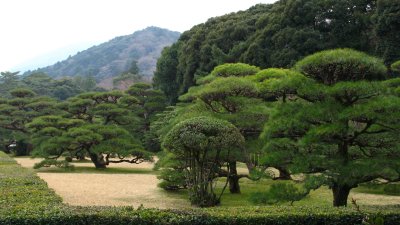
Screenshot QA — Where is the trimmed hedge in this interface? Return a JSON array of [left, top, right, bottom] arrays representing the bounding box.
[[1, 152, 399, 225]]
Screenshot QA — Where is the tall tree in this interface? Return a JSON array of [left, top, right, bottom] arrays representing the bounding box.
[[374, 0, 400, 65], [261, 49, 400, 207], [157, 63, 268, 193], [125, 83, 167, 151]]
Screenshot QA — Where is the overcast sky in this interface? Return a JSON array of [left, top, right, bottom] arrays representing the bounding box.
[[0, 0, 277, 72]]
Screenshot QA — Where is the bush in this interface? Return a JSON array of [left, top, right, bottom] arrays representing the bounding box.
[[211, 63, 260, 77], [250, 182, 308, 205], [33, 159, 74, 170], [383, 184, 400, 196], [157, 168, 187, 191]]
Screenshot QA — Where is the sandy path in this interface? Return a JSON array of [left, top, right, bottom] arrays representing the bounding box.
[[349, 192, 400, 206], [37, 173, 189, 208], [14, 157, 189, 208]]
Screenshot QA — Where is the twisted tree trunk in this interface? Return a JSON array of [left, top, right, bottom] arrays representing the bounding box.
[[89, 153, 107, 169], [332, 183, 352, 207]]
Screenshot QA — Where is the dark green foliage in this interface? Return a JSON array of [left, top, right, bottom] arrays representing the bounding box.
[[391, 60, 400, 77], [250, 182, 307, 205], [153, 45, 180, 104], [0, 88, 59, 156], [294, 49, 387, 85], [210, 63, 260, 77], [0, 71, 20, 97], [126, 83, 167, 150], [21, 72, 84, 100], [261, 51, 400, 207], [25, 27, 180, 85], [163, 116, 245, 206], [157, 168, 186, 191], [374, 0, 400, 65], [383, 184, 400, 196], [33, 159, 74, 170], [154, 0, 394, 102], [28, 89, 154, 169]]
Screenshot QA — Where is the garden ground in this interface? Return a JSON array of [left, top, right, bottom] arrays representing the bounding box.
[[14, 157, 400, 208]]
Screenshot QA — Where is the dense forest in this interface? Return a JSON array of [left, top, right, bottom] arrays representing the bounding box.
[[154, 0, 400, 104], [25, 27, 180, 88]]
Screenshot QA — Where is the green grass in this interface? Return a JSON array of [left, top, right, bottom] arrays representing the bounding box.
[[354, 183, 400, 196]]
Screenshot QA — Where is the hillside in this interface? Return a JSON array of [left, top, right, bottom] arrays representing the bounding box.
[[153, 0, 400, 104], [25, 27, 180, 84]]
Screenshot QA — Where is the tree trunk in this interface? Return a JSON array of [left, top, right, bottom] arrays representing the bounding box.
[[228, 161, 241, 194], [332, 183, 351, 207], [89, 153, 107, 169]]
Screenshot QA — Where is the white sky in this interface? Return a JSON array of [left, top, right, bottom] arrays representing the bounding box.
[[0, 0, 277, 72]]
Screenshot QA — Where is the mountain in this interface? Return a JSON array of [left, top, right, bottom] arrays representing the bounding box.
[[154, 0, 400, 104], [25, 27, 180, 85]]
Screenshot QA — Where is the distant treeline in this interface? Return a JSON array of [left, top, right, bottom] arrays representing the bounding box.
[[154, 0, 400, 104]]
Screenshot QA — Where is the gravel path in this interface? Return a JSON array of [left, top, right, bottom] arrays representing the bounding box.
[[14, 157, 189, 208]]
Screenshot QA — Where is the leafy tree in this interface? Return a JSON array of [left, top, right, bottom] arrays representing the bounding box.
[[261, 49, 400, 207], [125, 83, 167, 150], [153, 45, 180, 104], [21, 72, 82, 100], [0, 71, 20, 97], [163, 116, 245, 207], [0, 88, 58, 155], [374, 0, 400, 65], [28, 91, 152, 168], [294, 48, 387, 84], [156, 63, 267, 193]]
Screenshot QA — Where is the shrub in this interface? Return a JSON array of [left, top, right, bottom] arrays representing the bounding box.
[[157, 168, 187, 191], [211, 63, 260, 77], [33, 158, 74, 170], [383, 184, 400, 196], [250, 182, 308, 206]]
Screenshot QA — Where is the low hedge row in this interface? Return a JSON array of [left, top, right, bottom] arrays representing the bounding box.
[[1, 152, 399, 225]]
